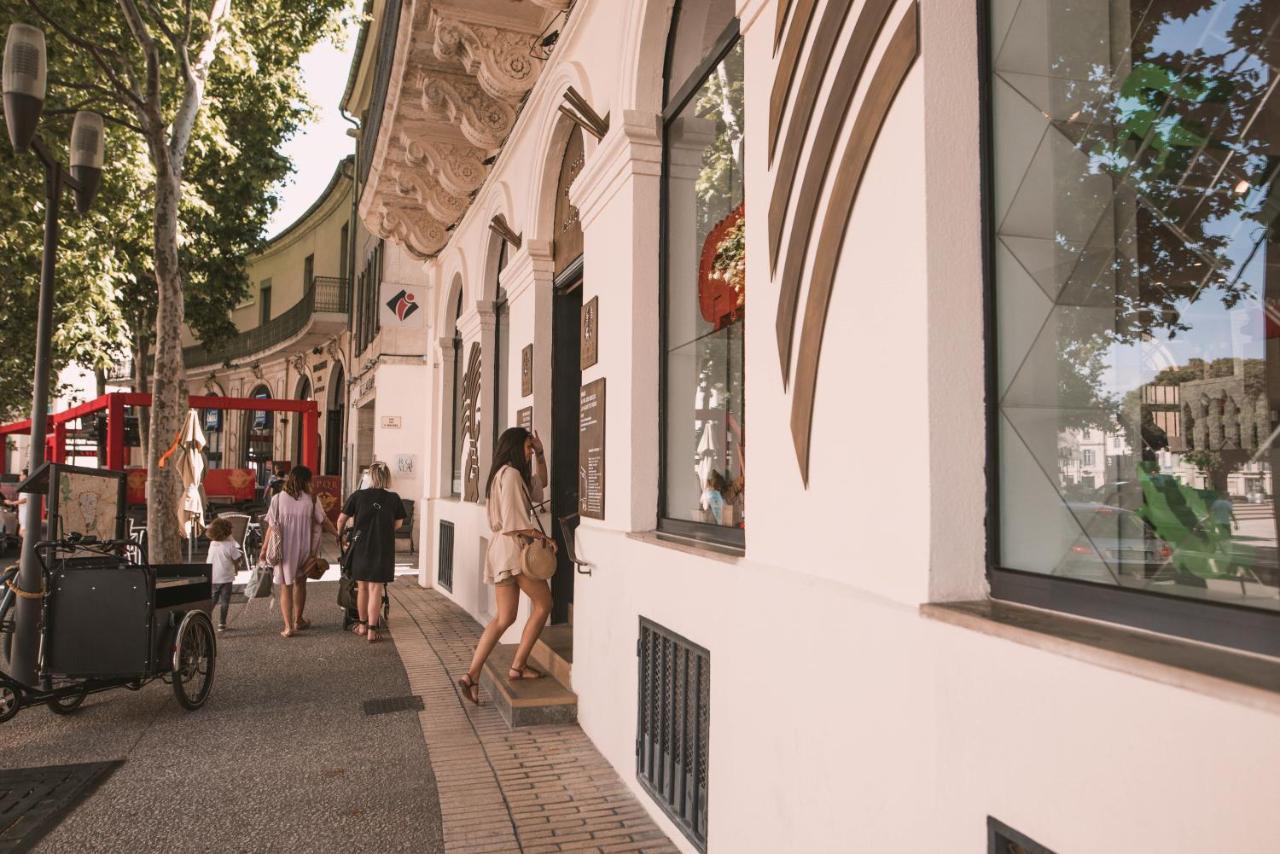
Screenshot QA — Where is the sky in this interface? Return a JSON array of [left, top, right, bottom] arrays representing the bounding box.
[[264, 19, 362, 239]]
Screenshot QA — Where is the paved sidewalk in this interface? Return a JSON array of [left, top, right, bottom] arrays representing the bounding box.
[[388, 584, 678, 854], [0, 581, 443, 853]]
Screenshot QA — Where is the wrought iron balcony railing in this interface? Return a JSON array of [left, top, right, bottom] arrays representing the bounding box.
[[357, 0, 403, 187], [183, 276, 348, 369]]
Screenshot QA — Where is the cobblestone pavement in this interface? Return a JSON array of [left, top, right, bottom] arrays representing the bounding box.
[[0, 580, 443, 853], [388, 584, 679, 854]]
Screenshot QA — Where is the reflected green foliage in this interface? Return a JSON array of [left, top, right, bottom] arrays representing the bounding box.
[[1136, 462, 1237, 579]]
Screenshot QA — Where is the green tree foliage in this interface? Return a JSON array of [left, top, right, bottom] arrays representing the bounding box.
[[0, 0, 349, 559]]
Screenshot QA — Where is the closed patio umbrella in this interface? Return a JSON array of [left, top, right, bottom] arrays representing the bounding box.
[[171, 409, 207, 559]]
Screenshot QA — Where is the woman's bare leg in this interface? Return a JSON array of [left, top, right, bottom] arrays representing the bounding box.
[[464, 583, 519, 682], [278, 584, 295, 637], [366, 582, 386, 640], [510, 574, 552, 675], [294, 577, 308, 625], [355, 581, 369, 633]]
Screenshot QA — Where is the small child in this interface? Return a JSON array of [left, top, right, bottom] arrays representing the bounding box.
[[206, 517, 244, 632]]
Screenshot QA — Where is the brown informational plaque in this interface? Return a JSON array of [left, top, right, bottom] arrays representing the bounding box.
[[578, 379, 605, 519], [521, 344, 533, 397], [517, 406, 533, 433], [580, 295, 599, 370]]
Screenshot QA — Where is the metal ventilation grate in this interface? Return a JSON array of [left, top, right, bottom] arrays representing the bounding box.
[[362, 695, 424, 716], [0, 761, 123, 851], [437, 520, 455, 592], [636, 618, 708, 852]]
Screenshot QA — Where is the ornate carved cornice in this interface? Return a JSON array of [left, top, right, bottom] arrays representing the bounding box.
[[359, 0, 556, 260], [430, 10, 542, 102]]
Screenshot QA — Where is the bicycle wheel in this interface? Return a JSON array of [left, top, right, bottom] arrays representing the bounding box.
[[0, 678, 21, 723], [47, 685, 88, 715], [171, 611, 216, 710]]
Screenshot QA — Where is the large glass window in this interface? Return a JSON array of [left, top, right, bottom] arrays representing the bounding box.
[[661, 1, 744, 546], [989, 0, 1280, 645]]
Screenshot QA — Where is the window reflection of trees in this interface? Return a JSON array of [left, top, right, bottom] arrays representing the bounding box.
[[997, 0, 1280, 606]]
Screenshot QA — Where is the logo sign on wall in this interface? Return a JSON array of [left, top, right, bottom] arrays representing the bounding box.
[[379, 282, 427, 329]]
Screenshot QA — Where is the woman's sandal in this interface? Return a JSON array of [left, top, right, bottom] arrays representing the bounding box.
[[280, 629, 295, 639], [351, 620, 367, 636], [456, 674, 480, 705], [366, 625, 382, 643], [295, 617, 311, 631], [508, 665, 545, 681]]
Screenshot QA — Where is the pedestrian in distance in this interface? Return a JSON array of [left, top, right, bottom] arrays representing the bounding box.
[[456, 426, 554, 705], [259, 464, 328, 638], [205, 516, 243, 632], [335, 461, 405, 644]]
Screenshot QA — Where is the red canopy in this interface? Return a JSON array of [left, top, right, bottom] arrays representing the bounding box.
[[0, 391, 319, 475]]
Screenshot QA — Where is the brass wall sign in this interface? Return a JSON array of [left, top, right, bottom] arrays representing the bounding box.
[[580, 295, 598, 370], [772, 2, 920, 484], [521, 344, 533, 397], [518, 406, 533, 433], [461, 342, 482, 502], [578, 378, 605, 520]]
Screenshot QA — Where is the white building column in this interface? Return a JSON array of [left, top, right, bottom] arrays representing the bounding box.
[[569, 109, 663, 532]]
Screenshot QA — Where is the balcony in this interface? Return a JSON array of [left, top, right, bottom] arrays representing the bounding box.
[[183, 276, 349, 370]]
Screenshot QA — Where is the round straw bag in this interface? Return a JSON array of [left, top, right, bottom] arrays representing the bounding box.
[[517, 476, 558, 581]]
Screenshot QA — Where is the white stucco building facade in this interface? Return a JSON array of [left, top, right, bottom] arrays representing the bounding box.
[[334, 1, 1280, 851]]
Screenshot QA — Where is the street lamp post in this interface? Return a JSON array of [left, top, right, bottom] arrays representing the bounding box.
[[2, 23, 105, 687]]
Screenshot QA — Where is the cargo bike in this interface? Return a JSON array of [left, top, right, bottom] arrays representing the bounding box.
[[0, 463, 216, 723]]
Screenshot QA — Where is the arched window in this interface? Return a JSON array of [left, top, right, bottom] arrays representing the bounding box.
[[660, 0, 745, 547], [247, 384, 274, 484], [450, 291, 463, 497]]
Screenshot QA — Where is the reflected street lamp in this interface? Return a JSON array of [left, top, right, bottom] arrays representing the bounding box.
[[2, 23, 106, 688]]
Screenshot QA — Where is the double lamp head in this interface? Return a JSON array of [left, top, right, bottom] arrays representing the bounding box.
[[2, 23, 104, 213]]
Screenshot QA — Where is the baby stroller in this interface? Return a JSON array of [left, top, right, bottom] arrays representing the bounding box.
[[338, 533, 390, 631]]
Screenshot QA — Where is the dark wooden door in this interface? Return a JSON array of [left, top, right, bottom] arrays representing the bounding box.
[[550, 272, 582, 624]]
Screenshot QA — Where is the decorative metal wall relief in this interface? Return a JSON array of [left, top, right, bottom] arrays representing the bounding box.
[[461, 342, 483, 502], [581, 296, 599, 370], [772, 2, 920, 485], [521, 344, 533, 397], [553, 126, 585, 275], [579, 378, 605, 520]]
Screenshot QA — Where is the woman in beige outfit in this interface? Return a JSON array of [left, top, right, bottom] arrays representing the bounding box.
[[456, 426, 554, 704]]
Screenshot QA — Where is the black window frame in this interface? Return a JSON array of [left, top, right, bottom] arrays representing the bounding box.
[[977, 0, 1280, 658], [258, 279, 272, 326], [657, 7, 745, 551], [493, 240, 509, 451]]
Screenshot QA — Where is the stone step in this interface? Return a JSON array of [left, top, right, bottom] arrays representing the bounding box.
[[530, 623, 573, 689], [480, 643, 578, 728]]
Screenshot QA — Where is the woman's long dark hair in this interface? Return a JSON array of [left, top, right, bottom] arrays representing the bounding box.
[[486, 427, 531, 497], [283, 465, 313, 498]]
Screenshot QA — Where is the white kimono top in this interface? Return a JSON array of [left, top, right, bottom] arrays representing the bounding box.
[[484, 465, 545, 584]]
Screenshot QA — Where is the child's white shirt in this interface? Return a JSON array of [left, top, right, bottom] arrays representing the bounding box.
[[207, 539, 243, 584]]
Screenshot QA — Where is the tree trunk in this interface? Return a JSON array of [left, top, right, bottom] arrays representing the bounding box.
[[146, 156, 187, 563], [132, 338, 151, 461]]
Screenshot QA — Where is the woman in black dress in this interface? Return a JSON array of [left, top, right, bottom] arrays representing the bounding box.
[[335, 461, 406, 643]]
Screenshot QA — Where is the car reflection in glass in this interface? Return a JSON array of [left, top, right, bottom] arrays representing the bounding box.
[[1057, 503, 1175, 583]]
